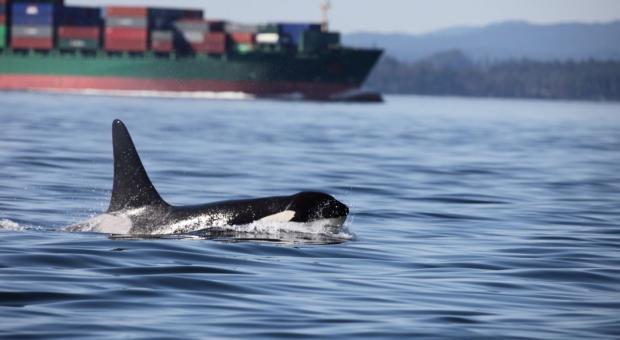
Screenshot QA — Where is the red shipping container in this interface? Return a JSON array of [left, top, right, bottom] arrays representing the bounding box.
[[58, 26, 100, 40], [105, 27, 147, 40], [105, 6, 147, 17], [152, 40, 173, 52], [206, 33, 227, 54], [0, 15, 5, 25], [189, 42, 208, 53], [11, 37, 53, 50], [105, 39, 147, 52], [229, 32, 254, 44]]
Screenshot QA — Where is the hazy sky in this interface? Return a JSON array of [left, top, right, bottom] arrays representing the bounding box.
[[70, 0, 620, 34]]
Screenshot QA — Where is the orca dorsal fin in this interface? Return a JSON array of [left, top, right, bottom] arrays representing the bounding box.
[[108, 119, 168, 212]]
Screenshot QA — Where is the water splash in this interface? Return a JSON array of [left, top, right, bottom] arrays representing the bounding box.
[[107, 218, 353, 244], [0, 219, 47, 232], [0, 219, 23, 231]]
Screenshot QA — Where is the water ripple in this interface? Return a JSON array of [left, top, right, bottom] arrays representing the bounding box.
[[1, 94, 619, 338]]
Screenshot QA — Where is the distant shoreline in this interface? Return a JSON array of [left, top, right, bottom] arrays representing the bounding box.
[[365, 53, 620, 102]]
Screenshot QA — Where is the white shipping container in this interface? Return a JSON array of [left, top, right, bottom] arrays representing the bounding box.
[[255, 33, 279, 44], [106, 17, 147, 28], [11, 25, 53, 37], [182, 31, 204, 43]]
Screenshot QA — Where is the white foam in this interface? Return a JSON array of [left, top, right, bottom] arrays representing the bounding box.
[[0, 219, 23, 231], [205, 217, 353, 241], [38, 88, 255, 101]]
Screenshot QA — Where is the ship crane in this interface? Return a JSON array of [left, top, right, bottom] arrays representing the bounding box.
[[321, 0, 331, 32]]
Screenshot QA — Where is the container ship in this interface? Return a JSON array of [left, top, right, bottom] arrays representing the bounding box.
[[0, 0, 382, 101]]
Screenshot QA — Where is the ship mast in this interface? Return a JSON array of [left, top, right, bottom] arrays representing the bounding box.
[[321, 0, 331, 32]]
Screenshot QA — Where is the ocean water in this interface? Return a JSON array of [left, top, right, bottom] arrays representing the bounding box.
[[1, 92, 619, 339]]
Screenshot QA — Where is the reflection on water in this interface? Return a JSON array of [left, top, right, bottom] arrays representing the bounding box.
[[1, 93, 620, 339]]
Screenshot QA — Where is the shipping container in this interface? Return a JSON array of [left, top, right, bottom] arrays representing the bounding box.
[[57, 6, 101, 26], [229, 32, 253, 44], [0, 0, 4, 48], [174, 19, 208, 31], [106, 17, 147, 28], [181, 30, 205, 44], [148, 7, 203, 30], [11, 2, 54, 14], [151, 29, 173, 52], [105, 26, 147, 52], [300, 31, 340, 53], [11, 3, 54, 14], [256, 33, 280, 44], [188, 41, 208, 53], [12, 25, 52, 37], [105, 27, 146, 40], [11, 3, 54, 26], [151, 30, 172, 41], [0, 25, 5, 48], [233, 43, 254, 54], [175, 31, 210, 53], [105, 39, 147, 52], [11, 15, 52, 26], [57, 38, 98, 50], [207, 20, 225, 32], [58, 26, 99, 39], [278, 23, 321, 45], [205, 32, 226, 54], [104, 6, 147, 17], [225, 22, 258, 33], [151, 39, 172, 52], [11, 36, 53, 49]]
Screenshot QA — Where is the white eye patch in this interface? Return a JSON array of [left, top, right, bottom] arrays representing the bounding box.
[[258, 210, 296, 223]]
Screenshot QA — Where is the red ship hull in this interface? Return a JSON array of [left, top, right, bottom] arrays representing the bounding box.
[[0, 74, 355, 99]]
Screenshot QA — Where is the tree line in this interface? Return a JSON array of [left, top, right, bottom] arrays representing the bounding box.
[[365, 51, 620, 101]]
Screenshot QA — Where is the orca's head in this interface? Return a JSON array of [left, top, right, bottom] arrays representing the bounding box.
[[288, 192, 349, 222]]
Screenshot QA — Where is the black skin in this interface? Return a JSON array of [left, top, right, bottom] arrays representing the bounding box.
[[172, 191, 349, 224], [107, 120, 349, 233]]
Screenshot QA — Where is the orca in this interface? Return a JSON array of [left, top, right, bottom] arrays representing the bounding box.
[[66, 119, 349, 235]]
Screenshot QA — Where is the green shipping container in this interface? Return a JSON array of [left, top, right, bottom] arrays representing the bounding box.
[[0, 26, 6, 49], [58, 38, 99, 50], [300, 31, 340, 53]]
